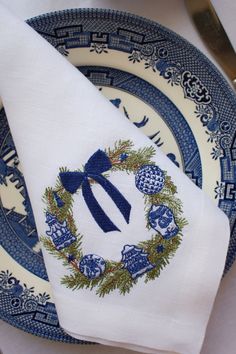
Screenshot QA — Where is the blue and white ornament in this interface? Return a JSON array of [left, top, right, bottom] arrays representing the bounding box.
[[79, 254, 106, 279], [121, 244, 155, 280], [135, 164, 165, 195], [148, 204, 179, 239], [53, 191, 65, 208], [45, 212, 76, 250]]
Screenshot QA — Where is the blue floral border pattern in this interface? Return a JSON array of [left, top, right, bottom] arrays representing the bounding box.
[[129, 52, 227, 161], [128, 42, 226, 161], [80, 65, 202, 187], [0, 7, 235, 344], [0, 109, 48, 281], [31, 11, 229, 161], [0, 270, 85, 343], [27, 8, 236, 273]]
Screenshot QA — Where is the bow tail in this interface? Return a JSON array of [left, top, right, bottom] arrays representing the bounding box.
[[82, 179, 121, 233], [91, 175, 131, 225]]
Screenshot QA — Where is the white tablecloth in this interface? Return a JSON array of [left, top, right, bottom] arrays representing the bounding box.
[[0, 1, 236, 354]]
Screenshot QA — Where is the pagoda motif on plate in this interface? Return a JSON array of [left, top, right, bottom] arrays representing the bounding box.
[[121, 244, 155, 280], [45, 212, 76, 250]]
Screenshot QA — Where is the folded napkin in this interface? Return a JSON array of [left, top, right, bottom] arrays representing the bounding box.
[[0, 5, 230, 354]]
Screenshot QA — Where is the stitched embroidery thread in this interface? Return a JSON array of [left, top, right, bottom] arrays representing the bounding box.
[[41, 140, 188, 297], [59, 149, 131, 233]]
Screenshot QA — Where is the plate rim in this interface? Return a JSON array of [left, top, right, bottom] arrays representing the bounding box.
[[1, 6, 235, 342]]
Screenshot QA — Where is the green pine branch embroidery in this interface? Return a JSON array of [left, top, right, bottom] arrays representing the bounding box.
[[41, 139, 188, 297], [96, 269, 135, 297], [107, 140, 156, 173]]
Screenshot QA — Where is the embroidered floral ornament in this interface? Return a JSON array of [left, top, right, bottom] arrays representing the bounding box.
[[41, 140, 188, 297]]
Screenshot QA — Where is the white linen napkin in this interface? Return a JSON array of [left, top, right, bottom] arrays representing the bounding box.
[[0, 5, 230, 354]]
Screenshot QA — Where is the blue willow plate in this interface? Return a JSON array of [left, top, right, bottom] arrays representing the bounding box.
[[0, 8, 236, 343]]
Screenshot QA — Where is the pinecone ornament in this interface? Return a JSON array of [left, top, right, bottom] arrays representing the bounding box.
[[135, 164, 165, 195]]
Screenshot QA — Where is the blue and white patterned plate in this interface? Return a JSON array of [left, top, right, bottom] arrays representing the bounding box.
[[0, 8, 236, 343]]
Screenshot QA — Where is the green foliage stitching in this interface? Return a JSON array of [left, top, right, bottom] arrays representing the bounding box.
[[41, 140, 187, 297]]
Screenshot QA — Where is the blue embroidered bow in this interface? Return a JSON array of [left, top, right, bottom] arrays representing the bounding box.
[[59, 150, 131, 233]]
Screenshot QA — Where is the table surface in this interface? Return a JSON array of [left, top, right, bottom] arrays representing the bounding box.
[[0, 1, 236, 354]]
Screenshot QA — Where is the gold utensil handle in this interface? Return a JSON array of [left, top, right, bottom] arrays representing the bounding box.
[[186, 0, 236, 90]]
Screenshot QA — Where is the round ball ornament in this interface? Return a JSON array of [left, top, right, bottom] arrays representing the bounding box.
[[42, 140, 187, 297], [79, 254, 106, 279], [135, 164, 165, 195]]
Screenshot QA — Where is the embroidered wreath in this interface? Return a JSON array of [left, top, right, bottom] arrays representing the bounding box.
[[41, 140, 187, 297]]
